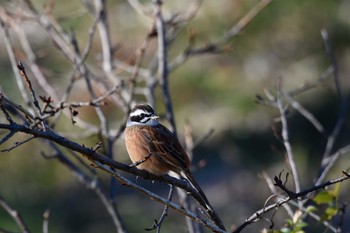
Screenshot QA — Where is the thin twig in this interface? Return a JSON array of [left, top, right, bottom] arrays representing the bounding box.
[[157, 185, 174, 233], [336, 202, 347, 233], [261, 172, 294, 218], [0, 93, 14, 124], [153, 0, 177, 136], [178, 186, 203, 233], [42, 209, 50, 233], [218, 0, 272, 45], [69, 29, 110, 138], [315, 144, 350, 187], [169, 0, 273, 71], [145, 185, 174, 232], [22, 0, 76, 63], [0, 196, 31, 233], [94, 0, 113, 74], [0, 136, 35, 152], [315, 30, 350, 186], [288, 66, 334, 97], [0, 19, 31, 108], [45, 141, 127, 233], [95, 161, 226, 233], [17, 62, 46, 129], [232, 172, 350, 233], [0, 130, 16, 145], [1, 86, 34, 121], [276, 78, 301, 200], [91, 0, 131, 112], [321, 29, 342, 101], [284, 92, 325, 134], [14, 24, 59, 100], [81, 4, 100, 62]]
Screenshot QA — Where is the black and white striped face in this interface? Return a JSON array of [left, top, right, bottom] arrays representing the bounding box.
[[126, 104, 159, 127]]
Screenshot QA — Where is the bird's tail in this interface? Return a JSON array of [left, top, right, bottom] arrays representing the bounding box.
[[181, 171, 214, 212], [181, 171, 226, 231]]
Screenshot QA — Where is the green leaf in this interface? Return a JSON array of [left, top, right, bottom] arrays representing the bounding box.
[[313, 191, 333, 205], [325, 206, 338, 218], [261, 229, 282, 233], [280, 227, 292, 233], [305, 205, 317, 213], [295, 221, 308, 230], [286, 219, 293, 226]]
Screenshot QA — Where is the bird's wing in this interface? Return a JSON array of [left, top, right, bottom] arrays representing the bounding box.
[[140, 124, 190, 171]]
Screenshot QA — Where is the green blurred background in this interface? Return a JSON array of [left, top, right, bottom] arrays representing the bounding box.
[[0, 0, 350, 232]]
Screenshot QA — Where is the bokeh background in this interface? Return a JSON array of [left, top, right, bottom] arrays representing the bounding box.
[[0, 0, 350, 232]]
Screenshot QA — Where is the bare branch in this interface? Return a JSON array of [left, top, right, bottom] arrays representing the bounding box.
[[276, 78, 301, 200], [94, 0, 113, 74], [315, 30, 350, 186], [261, 172, 294, 218], [284, 92, 325, 134], [145, 185, 174, 232], [288, 66, 334, 97], [232, 172, 350, 233], [0, 18, 31, 107], [14, 24, 59, 100], [1, 92, 36, 123], [0, 196, 31, 233], [0, 130, 16, 146], [0, 136, 34, 152], [218, 0, 272, 46], [316, 144, 350, 186], [169, 0, 273, 71], [44, 141, 127, 233], [17, 62, 46, 129], [0, 93, 14, 124], [153, 0, 177, 136], [95, 161, 226, 233], [321, 29, 342, 101], [42, 209, 50, 233], [156, 185, 174, 233]]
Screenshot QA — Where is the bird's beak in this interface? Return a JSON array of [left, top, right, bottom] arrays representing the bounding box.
[[151, 115, 159, 120]]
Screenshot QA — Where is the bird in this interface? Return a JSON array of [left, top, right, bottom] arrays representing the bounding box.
[[124, 104, 222, 222]]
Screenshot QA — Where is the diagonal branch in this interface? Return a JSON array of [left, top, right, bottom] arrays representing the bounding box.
[[284, 93, 325, 135], [44, 141, 127, 233], [315, 29, 350, 186], [0, 196, 31, 233], [95, 161, 226, 233], [169, 0, 273, 71], [0, 18, 31, 107], [17, 62, 46, 129], [0, 122, 225, 232], [232, 172, 350, 233]]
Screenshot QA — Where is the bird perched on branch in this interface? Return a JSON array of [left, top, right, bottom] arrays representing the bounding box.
[[124, 104, 225, 230]]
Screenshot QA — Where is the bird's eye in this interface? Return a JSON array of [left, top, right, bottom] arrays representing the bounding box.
[[140, 113, 146, 118]]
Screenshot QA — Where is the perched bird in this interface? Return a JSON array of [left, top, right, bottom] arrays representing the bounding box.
[[124, 104, 225, 230]]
